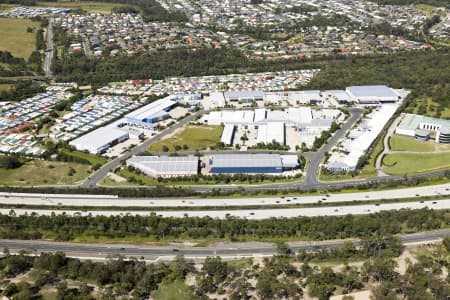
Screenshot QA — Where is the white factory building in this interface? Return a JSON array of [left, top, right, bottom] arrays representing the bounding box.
[[224, 90, 265, 103], [257, 122, 285, 145], [220, 124, 236, 146], [127, 156, 198, 177], [395, 113, 450, 144], [346, 85, 400, 104], [69, 125, 129, 155], [124, 96, 177, 129]]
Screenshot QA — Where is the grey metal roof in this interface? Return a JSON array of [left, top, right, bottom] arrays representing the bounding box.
[[69, 126, 128, 150], [347, 85, 398, 98], [211, 154, 282, 169], [128, 156, 198, 174]]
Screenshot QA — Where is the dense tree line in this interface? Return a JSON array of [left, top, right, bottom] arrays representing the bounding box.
[[0, 80, 45, 102], [51, 46, 331, 85], [0, 51, 35, 77], [0, 208, 447, 241], [35, 28, 45, 50], [0, 155, 23, 169], [0, 0, 36, 5]]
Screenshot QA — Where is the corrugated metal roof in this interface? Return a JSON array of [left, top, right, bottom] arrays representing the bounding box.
[[211, 154, 283, 169], [128, 156, 198, 175], [69, 126, 128, 150], [220, 124, 235, 145], [346, 85, 398, 98]]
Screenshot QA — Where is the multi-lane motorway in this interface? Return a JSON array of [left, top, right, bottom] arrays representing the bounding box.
[[1, 183, 448, 208], [1, 229, 448, 262], [1, 199, 449, 219]]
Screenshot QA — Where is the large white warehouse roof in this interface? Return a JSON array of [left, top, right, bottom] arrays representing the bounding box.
[[127, 156, 198, 177], [346, 85, 398, 98]]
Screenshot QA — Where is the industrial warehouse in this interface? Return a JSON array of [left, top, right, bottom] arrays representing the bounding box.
[[126, 154, 300, 177], [204, 107, 343, 149], [127, 156, 198, 177], [326, 104, 400, 172], [208, 154, 300, 174], [69, 125, 130, 155], [395, 114, 450, 144]]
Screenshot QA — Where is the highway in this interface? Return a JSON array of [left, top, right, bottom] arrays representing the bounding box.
[[44, 17, 53, 78], [304, 108, 363, 185], [1, 183, 448, 208], [81, 110, 206, 188], [1, 229, 448, 262], [1, 199, 449, 219]]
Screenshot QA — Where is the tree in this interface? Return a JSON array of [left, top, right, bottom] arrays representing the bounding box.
[[0, 155, 23, 169], [363, 258, 398, 282], [202, 256, 228, 284], [442, 235, 450, 252]]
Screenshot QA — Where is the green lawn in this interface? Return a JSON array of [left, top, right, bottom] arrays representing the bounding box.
[[383, 153, 450, 175], [0, 160, 91, 186], [151, 280, 195, 300], [37, 1, 129, 13], [0, 83, 12, 92], [390, 135, 435, 152], [149, 125, 223, 152], [0, 18, 38, 59], [60, 148, 108, 165]]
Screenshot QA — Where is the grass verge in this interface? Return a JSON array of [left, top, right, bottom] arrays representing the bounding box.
[[0, 160, 91, 186], [390, 135, 436, 152], [383, 152, 450, 175]]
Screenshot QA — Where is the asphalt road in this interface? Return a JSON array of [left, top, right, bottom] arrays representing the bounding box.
[[304, 108, 363, 185], [1, 199, 449, 219], [82, 36, 90, 59], [1, 229, 448, 261], [81, 110, 206, 188], [44, 17, 53, 78]]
